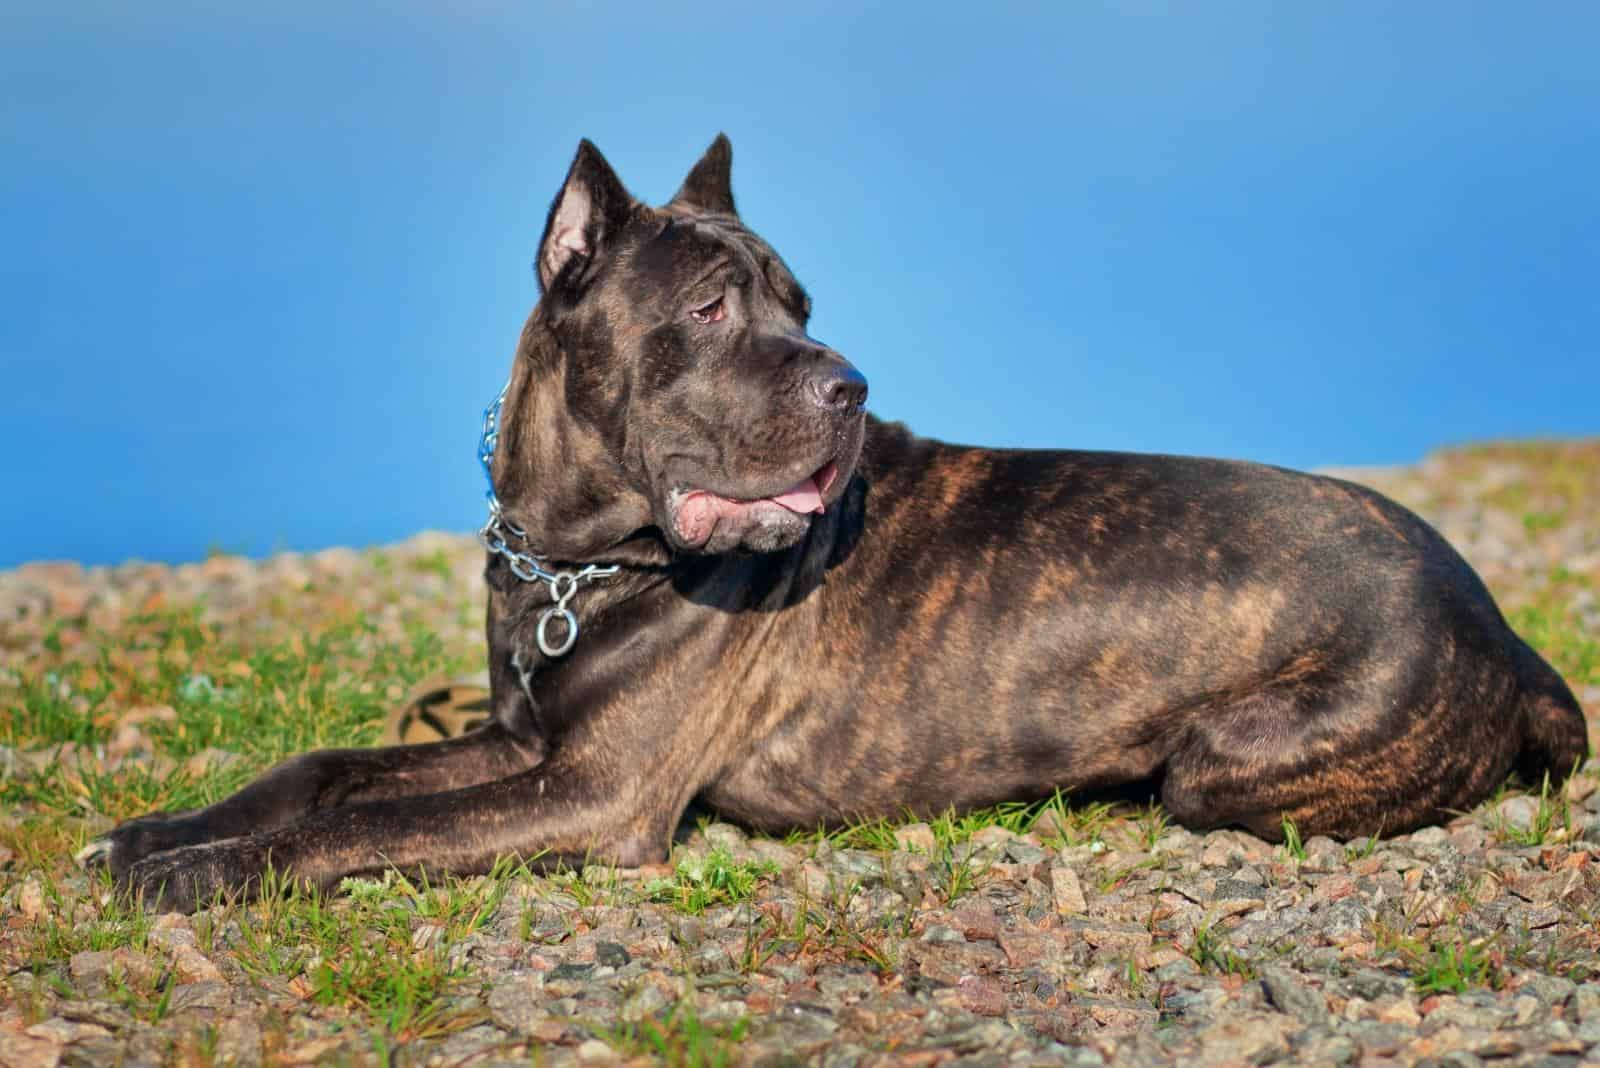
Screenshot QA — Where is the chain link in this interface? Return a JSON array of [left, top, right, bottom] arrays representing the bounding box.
[[477, 378, 618, 656]]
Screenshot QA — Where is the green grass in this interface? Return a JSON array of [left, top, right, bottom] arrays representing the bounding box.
[[1279, 815, 1306, 862], [411, 548, 456, 581], [736, 883, 906, 975], [1482, 774, 1572, 847], [1, 606, 468, 829], [1508, 570, 1600, 702], [16, 871, 155, 961], [642, 848, 778, 915], [1523, 510, 1568, 536], [0, 575, 488, 1044], [792, 790, 1118, 856], [780, 792, 1126, 903], [8, 860, 518, 1045], [231, 862, 514, 1040], [1189, 920, 1256, 979], [1344, 834, 1381, 861], [1133, 803, 1172, 851], [593, 993, 749, 1067], [1382, 930, 1504, 995]]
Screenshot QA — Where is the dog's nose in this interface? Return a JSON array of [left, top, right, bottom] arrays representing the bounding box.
[[808, 365, 869, 412]]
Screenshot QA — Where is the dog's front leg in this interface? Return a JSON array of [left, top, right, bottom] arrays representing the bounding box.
[[85, 721, 545, 881], [119, 746, 684, 912]]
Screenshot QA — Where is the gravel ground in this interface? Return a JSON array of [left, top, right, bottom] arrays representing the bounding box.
[[2, 440, 1598, 1067]]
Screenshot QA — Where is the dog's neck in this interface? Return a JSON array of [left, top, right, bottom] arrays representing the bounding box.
[[485, 322, 672, 571]]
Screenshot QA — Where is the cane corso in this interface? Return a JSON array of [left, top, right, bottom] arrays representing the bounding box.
[[87, 135, 1588, 912]]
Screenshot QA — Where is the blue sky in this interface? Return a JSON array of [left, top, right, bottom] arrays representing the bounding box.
[[3, 2, 1596, 568]]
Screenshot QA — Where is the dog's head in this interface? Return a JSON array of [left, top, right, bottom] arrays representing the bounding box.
[[493, 136, 868, 561]]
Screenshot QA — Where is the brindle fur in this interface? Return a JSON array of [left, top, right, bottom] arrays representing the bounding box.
[[89, 136, 1588, 912]]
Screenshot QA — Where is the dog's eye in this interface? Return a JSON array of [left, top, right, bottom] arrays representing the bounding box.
[[690, 297, 725, 325]]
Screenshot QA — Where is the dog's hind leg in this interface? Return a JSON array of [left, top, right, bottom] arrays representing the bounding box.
[[82, 720, 544, 881], [1159, 655, 1534, 840]]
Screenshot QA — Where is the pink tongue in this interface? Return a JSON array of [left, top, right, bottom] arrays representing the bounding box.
[[769, 477, 824, 514]]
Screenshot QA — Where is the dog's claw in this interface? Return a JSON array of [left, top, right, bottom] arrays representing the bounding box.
[[76, 837, 114, 869]]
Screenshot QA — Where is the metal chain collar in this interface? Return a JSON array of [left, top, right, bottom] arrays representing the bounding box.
[[477, 379, 619, 657]]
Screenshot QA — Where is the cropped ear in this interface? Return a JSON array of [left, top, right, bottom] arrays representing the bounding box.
[[537, 140, 636, 293], [668, 133, 737, 216]]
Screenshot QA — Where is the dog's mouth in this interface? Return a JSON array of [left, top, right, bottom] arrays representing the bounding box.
[[670, 462, 839, 549]]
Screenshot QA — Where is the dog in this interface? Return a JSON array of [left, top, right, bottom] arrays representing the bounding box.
[[86, 135, 1587, 912]]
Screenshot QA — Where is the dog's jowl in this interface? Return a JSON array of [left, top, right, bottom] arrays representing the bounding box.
[[86, 135, 1588, 911]]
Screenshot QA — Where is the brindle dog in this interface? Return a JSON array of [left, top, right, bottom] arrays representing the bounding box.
[[87, 135, 1588, 912]]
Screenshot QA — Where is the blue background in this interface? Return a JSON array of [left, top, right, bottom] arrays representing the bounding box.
[[4, 2, 1596, 568]]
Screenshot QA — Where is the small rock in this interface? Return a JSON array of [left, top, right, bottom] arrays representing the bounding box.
[[746, 838, 797, 868], [957, 974, 1008, 1016], [621, 983, 669, 1022], [826, 848, 885, 885], [1229, 865, 1267, 887], [701, 821, 746, 852], [1069, 918, 1152, 953], [576, 1038, 619, 1064], [0, 1034, 61, 1068], [997, 928, 1055, 969], [1051, 865, 1087, 914], [184, 747, 241, 777], [1509, 994, 1542, 1027], [1518, 973, 1575, 1009], [1260, 966, 1328, 1026], [281, 1036, 346, 1065], [1199, 829, 1272, 868], [24, 1019, 112, 1045], [1154, 958, 1200, 982], [797, 859, 830, 898], [670, 916, 704, 945], [595, 941, 630, 968], [1195, 1012, 1294, 1064], [1301, 835, 1346, 872], [171, 947, 224, 984], [1375, 997, 1421, 1026], [1004, 839, 1049, 866], [894, 822, 937, 853], [1299, 1032, 1358, 1065], [68, 948, 154, 990], [1495, 795, 1541, 832], [1078, 994, 1159, 1033], [169, 981, 232, 1013], [1346, 968, 1407, 1001], [1210, 877, 1267, 916], [968, 825, 1018, 848], [1573, 984, 1600, 1023], [17, 875, 46, 920], [951, 902, 1001, 942], [487, 974, 549, 1035], [105, 723, 150, 763], [122, 704, 178, 726]]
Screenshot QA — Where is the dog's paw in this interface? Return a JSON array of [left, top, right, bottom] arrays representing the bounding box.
[[121, 837, 270, 914], [80, 810, 201, 881]]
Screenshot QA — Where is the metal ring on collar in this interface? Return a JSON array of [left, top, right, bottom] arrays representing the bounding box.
[[547, 571, 580, 606], [536, 606, 579, 658]]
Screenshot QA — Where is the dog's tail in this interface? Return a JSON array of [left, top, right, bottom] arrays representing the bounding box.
[[1512, 637, 1589, 788]]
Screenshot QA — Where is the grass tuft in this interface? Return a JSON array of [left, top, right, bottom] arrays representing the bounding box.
[[643, 849, 778, 915]]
